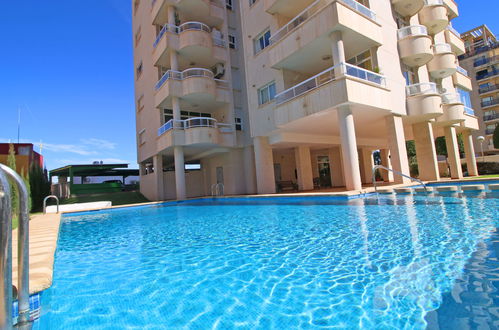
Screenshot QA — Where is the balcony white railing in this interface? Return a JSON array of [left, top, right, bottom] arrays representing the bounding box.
[[447, 24, 460, 37], [406, 82, 438, 96], [456, 65, 468, 76], [424, 0, 444, 6], [269, 0, 376, 45], [213, 37, 226, 47], [275, 63, 386, 105], [397, 25, 428, 40], [179, 22, 211, 33], [153, 24, 179, 48], [432, 43, 452, 54], [158, 117, 225, 136], [156, 68, 217, 90], [441, 92, 462, 104], [464, 107, 475, 116]]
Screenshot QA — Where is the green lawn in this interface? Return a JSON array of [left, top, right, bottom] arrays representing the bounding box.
[[57, 191, 149, 206], [466, 174, 499, 179]]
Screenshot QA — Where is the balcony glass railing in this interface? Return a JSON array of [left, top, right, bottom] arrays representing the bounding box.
[[477, 69, 499, 81], [406, 82, 438, 96], [153, 24, 179, 48], [447, 24, 460, 36], [155, 68, 218, 90], [464, 107, 475, 116], [275, 63, 385, 105], [153, 21, 226, 49], [397, 25, 428, 40], [456, 66, 468, 76], [479, 84, 499, 94], [158, 117, 221, 136], [483, 112, 499, 121], [441, 93, 462, 104], [424, 0, 444, 6], [481, 98, 499, 108], [269, 0, 376, 45], [179, 22, 211, 33], [432, 43, 452, 54]]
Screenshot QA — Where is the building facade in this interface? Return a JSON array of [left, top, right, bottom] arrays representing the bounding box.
[[459, 25, 498, 155], [0, 143, 44, 175], [133, 0, 479, 201]]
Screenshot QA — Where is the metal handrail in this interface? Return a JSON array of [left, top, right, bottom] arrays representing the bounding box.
[[432, 43, 452, 54], [43, 195, 59, 214], [211, 183, 224, 196], [372, 165, 427, 194], [0, 164, 31, 328], [397, 25, 428, 40], [406, 82, 438, 96], [179, 21, 211, 33]]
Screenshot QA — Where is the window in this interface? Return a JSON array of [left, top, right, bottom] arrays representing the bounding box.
[[136, 61, 143, 79], [18, 146, 30, 155], [402, 65, 417, 85], [136, 95, 144, 112], [249, 0, 257, 6], [164, 109, 211, 123], [254, 29, 271, 54], [138, 129, 146, 145], [346, 50, 373, 71], [226, 0, 233, 10], [135, 27, 141, 47], [258, 82, 276, 105], [457, 88, 472, 108], [229, 34, 236, 49], [235, 117, 242, 131]]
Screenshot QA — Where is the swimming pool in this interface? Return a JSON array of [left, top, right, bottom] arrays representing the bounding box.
[[35, 190, 498, 329]]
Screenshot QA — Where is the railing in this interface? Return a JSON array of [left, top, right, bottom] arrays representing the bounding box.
[[447, 24, 460, 37], [211, 183, 224, 196], [424, 0, 444, 6], [485, 128, 496, 135], [275, 63, 385, 105], [433, 43, 452, 54], [406, 82, 438, 96], [217, 123, 234, 133], [179, 22, 211, 33], [158, 119, 184, 136], [184, 117, 217, 129], [269, 0, 376, 45], [456, 65, 468, 76], [440, 92, 462, 104], [157, 117, 230, 136], [483, 112, 499, 121], [474, 55, 499, 67], [213, 37, 226, 47], [153, 24, 179, 48], [0, 164, 31, 328], [155, 68, 215, 90], [479, 84, 498, 94], [481, 98, 499, 108], [214, 79, 230, 88], [464, 107, 475, 116], [476, 69, 499, 81], [397, 25, 428, 40], [372, 165, 427, 194], [459, 40, 499, 60], [43, 195, 59, 214]]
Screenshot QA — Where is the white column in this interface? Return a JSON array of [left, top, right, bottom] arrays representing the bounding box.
[[444, 126, 463, 179], [386, 115, 411, 183], [330, 31, 345, 76], [253, 136, 276, 194], [462, 130, 478, 176], [153, 155, 164, 201], [167, 5, 176, 26], [243, 145, 257, 194], [328, 147, 345, 187], [337, 106, 362, 191], [413, 121, 440, 181], [174, 146, 186, 200], [359, 148, 374, 184], [294, 146, 314, 191], [379, 149, 394, 182]]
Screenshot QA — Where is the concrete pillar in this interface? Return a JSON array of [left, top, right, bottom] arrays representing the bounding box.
[[444, 126, 463, 179], [169, 49, 178, 71], [253, 137, 276, 194], [386, 115, 411, 183], [167, 5, 176, 26], [172, 96, 181, 121], [328, 147, 345, 187], [380, 149, 394, 182], [330, 31, 345, 76], [243, 145, 257, 194], [413, 122, 440, 181], [153, 155, 165, 201], [359, 148, 374, 184], [294, 146, 314, 191], [337, 106, 362, 191], [174, 146, 186, 200], [462, 130, 478, 176]]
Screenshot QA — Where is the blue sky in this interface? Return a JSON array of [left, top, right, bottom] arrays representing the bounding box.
[[0, 1, 497, 171]]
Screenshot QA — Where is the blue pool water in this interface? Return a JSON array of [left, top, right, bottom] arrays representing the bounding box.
[[36, 191, 498, 329]]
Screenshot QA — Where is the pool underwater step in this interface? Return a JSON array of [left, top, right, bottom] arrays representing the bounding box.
[[461, 184, 486, 192]]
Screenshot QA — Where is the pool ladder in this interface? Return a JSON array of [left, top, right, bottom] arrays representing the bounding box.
[[0, 164, 31, 329], [372, 165, 428, 194], [211, 183, 224, 197]]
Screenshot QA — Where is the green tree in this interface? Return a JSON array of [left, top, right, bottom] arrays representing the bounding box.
[[29, 165, 51, 212], [494, 125, 499, 149], [6, 143, 18, 215], [21, 168, 32, 212], [406, 140, 418, 177]]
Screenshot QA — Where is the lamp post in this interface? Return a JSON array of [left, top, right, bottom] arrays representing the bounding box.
[[477, 135, 485, 162]]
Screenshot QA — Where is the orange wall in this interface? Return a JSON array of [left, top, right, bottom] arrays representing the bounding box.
[[0, 155, 31, 175]]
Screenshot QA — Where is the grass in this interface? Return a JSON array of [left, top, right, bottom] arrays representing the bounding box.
[[57, 191, 149, 207], [473, 174, 499, 179]]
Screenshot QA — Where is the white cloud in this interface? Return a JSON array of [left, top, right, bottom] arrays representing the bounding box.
[[81, 138, 116, 150]]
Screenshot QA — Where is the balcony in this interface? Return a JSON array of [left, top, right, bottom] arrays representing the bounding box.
[[152, 22, 228, 68], [391, 0, 424, 17], [154, 68, 230, 108], [473, 55, 499, 68], [481, 98, 499, 109], [268, 0, 382, 70], [397, 25, 433, 67], [273, 63, 390, 127], [157, 117, 234, 150], [152, 0, 224, 27], [452, 66, 472, 91], [435, 93, 465, 126], [479, 84, 499, 95], [406, 83, 443, 122], [444, 26, 465, 55], [419, 0, 448, 35], [483, 112, 499, 122], [476, 69, 499, 82], [443, 0, 458, 19], [485, 128, 496, 135], [427, 43, 456, 79], [264, 0, 311, 17]]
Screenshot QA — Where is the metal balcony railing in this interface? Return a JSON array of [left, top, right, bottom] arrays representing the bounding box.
[[406, 82, 438, 96], [153, 21, 226, 49], [485, 127, 496, 135], [269, 0, 376, 45], [479, 84, 499, 94], [153, 24, 179, 48], [432, 43, 452, 54], [483, 112, 499, 121], [274, 63, 385, 105], [474, 55, 499, 67], [456, 65, 468, 76], [464, 107, 475, 116], [155, 68, 218, 90], [179, 22, 211, 33], [424, 0, 444, 6], [397, 25, 428, 40], [158, 117, 231, 136], [476, 69, 499, 81], [481, 98, 499, 108], [441, 92, 462, 104], [447, 24, 460, 37]]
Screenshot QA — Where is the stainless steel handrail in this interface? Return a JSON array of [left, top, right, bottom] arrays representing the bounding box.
[[43, 195, 59, 214], [211, 183, 224, 196], [0, 169, 13, 329], [0, 163, 31, 328], [372, 165, 427, 194]]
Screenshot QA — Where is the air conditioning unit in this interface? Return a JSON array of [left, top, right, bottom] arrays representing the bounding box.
[[213, 63, 225, 79]]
